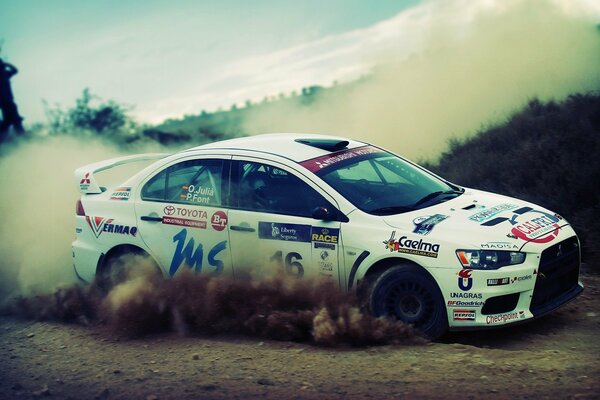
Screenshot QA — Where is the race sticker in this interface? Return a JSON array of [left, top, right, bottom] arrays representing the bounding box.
[[453, 309, 476, 321]]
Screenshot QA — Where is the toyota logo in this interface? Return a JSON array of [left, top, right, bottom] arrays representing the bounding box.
[[164, 205, 175, 215]]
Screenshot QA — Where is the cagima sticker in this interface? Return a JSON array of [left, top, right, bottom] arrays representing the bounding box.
[[383, 231, 440, 258]]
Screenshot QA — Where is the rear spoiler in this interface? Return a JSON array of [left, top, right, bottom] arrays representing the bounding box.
[[75, 153, 168, 194]]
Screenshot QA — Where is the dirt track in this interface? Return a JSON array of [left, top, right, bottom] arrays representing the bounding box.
[[1, 274, 599, 400]]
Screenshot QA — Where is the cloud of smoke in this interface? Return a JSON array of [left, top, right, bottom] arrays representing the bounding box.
[[0, 135, 125, 304], [8, 260, 422, 346], [241, 0, 600, 160]]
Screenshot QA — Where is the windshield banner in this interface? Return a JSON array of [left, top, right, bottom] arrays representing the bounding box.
[[300, 145, 381, 173]]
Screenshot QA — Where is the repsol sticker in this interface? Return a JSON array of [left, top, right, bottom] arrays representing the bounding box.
[[110, 187, 131, 201], [383, 231, 440, 258], [453, 309, 476, 321], [259, 222, 311, 242], [85, 216, 137, 239], [311, 227, 339, 243]]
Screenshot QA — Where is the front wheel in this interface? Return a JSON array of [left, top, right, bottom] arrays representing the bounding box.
[[366, 265, 448, 339]]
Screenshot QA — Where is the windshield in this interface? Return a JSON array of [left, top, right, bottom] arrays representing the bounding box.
[[314, 150, 463, 215]]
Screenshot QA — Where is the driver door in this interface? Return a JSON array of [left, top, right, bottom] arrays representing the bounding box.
[[227, 158, 343, 284]]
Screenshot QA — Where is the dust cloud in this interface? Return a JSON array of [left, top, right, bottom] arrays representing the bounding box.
[[241, 0, 600, 160], [9, 259, 421, 346], [0, 135, 124, 304]]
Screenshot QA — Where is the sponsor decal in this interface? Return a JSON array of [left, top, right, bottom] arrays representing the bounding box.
[[486, 311, 526, 325], [318, 250, 334, 272], [487, 277, 510, 286], [508, 209, 560, 244], [211, 211, 228, 231], [75, 227, 83, 234], [169, 228, 227, 276], [79, 172, 91, 190], [259, 222, 311, 242], [458, 269, 473, 291], [314, 242, 335, 250], [311, 227, 339, 243], [163, 217, 207, 229], [412, 214, 448, 235], [181, 184, 215, 204], [110, 187, 131, 201], [383, 231, 440, 258], [447, 300, 484, 307], [85, 216, 137, 239], [511, 274, 532, 283], [469, 203, 519, 223], [163, 206, 208, 219], [162, 206, 208, 229], [300, 145, 382, 172], [453, 309, 476, 321], [450, 292, 483, 299], [481, 242, 519, 250]]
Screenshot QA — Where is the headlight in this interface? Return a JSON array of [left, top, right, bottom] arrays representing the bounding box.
[[455, 250, 526, 270]]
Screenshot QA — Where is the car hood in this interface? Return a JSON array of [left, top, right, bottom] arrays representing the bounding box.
[[381, 188, 569, 251]]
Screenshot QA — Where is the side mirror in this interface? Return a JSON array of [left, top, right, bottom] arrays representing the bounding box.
[[312, 206, 336, 221]]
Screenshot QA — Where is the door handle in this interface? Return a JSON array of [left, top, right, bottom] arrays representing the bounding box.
[[230, 225, 255, 232], [141, 216, 163, 222]]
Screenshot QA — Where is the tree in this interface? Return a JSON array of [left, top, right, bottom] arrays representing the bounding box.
[[45, 88, 135, 137]]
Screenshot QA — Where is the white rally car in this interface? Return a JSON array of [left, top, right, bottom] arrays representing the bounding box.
[[73, 133, 583, 338]]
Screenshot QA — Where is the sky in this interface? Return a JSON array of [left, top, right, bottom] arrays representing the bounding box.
[[0, 0, 418, 124], [1, 0, 599, 126]]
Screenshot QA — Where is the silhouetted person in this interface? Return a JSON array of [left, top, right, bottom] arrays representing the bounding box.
[[0, 58, 24, 142]]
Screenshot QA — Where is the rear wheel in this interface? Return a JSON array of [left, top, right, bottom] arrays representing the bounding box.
[[366, 264, 448, 339], [97, 248, 162, 292]]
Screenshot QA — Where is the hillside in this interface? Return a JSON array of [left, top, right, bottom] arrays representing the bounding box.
[[424, 93, 600, 266]]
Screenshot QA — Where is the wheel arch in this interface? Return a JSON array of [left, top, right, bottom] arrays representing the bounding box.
[[96, 244, 162, 277], [354, 256, 441, 294]]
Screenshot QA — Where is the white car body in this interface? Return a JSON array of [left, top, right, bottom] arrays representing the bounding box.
[[72, 133, 583, 337]]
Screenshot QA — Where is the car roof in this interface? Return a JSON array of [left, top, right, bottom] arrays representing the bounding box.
[[183, 133, 369, 163]]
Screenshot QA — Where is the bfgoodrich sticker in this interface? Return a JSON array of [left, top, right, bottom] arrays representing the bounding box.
[[383, 231, 440, 258]]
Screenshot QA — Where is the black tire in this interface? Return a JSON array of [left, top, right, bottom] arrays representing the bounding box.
[[367, 264, 448, 339], [97, 249, 162, 292]]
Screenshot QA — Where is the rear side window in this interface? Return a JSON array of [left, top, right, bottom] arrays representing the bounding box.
[[142, 159, 224, 206]]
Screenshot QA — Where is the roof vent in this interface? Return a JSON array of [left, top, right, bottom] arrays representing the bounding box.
[[295, 138, 349, 152]]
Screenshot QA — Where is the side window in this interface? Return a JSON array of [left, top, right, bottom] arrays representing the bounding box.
[[238, 161, 332, 217], [142, 159, 224, 206]]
